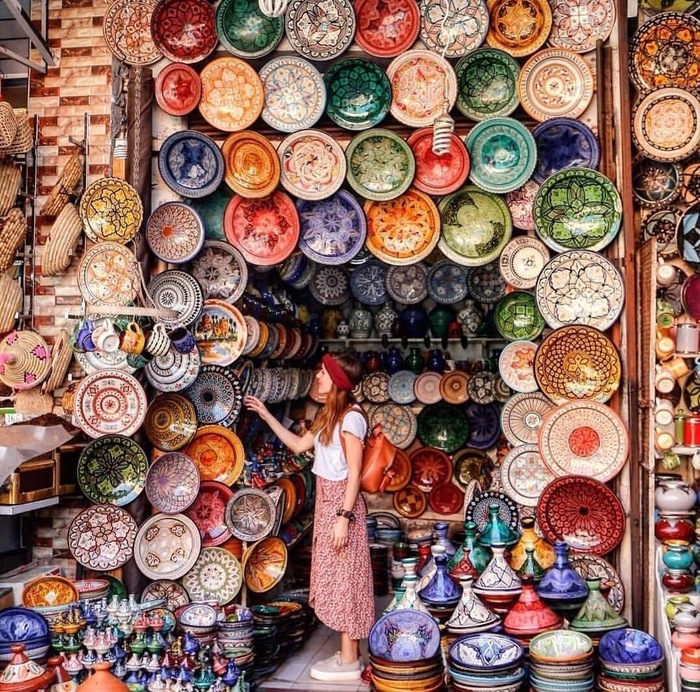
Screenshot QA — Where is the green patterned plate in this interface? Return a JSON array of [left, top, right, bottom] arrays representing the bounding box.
[[533, 167, 622, 253], [215, 0, 284, 58], [417, 402, 470, 453], [77, 435, 149, 506], [494, 290, 545, 341]]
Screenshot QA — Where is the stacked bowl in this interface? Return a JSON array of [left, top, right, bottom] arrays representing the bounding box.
[[597, 628, 664, 692], [217, 605, 255, 674], [528, 629, 595, 692], [0, 607, 51, 663]]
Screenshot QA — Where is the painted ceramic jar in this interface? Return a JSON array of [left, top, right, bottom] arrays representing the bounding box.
[[663, 568, 695, 593], [509, 516, 556, 571], [458, 300, 483, 336], [655, 478, 696, 513], [663, 541, 695, 571], [349, 304, 372, 339], [656, 514, 695, 543], [374, 302, 398, 338]]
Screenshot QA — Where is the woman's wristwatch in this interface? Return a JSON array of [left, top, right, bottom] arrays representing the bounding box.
[[336, 509, 356, 522]]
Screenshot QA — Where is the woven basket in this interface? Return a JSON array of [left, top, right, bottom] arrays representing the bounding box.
[[0, 271, 22, 333], [42, 329, 74, 393], [43, 203, 82, 276], [0, 208, 27, 274], [0, 110, 33, 156], [0, 159, 21, 217], [0, 102, 17, 149], [40, 153, 83, 217], [14, 389, 53, 416]]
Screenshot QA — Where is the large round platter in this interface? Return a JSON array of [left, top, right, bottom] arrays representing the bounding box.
[[225, 488, 277, 542], [486, 0, 552, 57], [494, 291, 545, 341], [501, 391, 555, 445], [155, 63, 201, 116], [147, 270, 204, 329], [353, 0, 420, 57], [506, 180, 539, 231], [385, 263, 429, 304], [215, 0, 283, 58], [221, 131, 281, 198], [184, 425, 245, 486], [22, 577, 78, 609], [532, 118, 600, 183], [466, 260, 507, 303], [350, 260, 388, 305], [438, 186, 512, 266], [192, 299, 247, 367], [533, 168, 622, 253], [144, 394, 198, 451], [455, 48, 520, 121], [534, 325, 621, 404], [310, 265, 350, 305], [324, 58, 392, 131], [465, 489, 519, 532], [284, 0, 356, 61], [629, 13, 700, 93], [103, 0, 162, 65], [498, 340, 538, 393], [158, 131, 224, 199], [369, 610, 440, 661], [146, 203, 205, 264], [500, 444, 555, 507], [632, 88, 700, 163], [145, 346, 201, 393], [547, 0, 614, 53], [79, 177, 143, 244], [498, 235, 549, 289], [466, 117, 537, 194], [414, 371, 443, 406], [369, 403, 418, 449], [297, 191, 366, 265], [184, 481, 234, 547], [145, 452, 200, 514], [74, 370, 147, 438], [242, 537, 288, 593], [569, 553, 624, 613], [134, 513, 202, 581], [535, 250, 624, 330], [345, 129, 416, 201], [364, 189, 440, 265], [151, 0, 217, 63], [182, 547, 242, 605], [183, 365, 244, 427], [465, 401, 501, 449], [188, 241, 248, 305], [407, 128, 470, 196], [224, 191, 300, 265], [78, 435, 148, 506], [518, 49, 594, 122], [538, 400, 629, 482], [259, 57, 325, 133], [198, 57, 264, 132], [140, 580, 190, 611], [278, 130, 347, 200], [386, 51, 458, 127], [428, 483, 464, 515], [68, 505, 138, 571], [417, 402, 470, 453], [536, 475, 625, 555], [427, 260, 468, 304], [420, 0, 489, 57]]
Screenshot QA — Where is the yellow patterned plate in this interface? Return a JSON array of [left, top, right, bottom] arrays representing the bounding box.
[[79, 177, 143, 244], [77, 242, 139, 307], [22, 576, 78, 607], [222, 131, 281, 198], [486, 0, 552, 57], [242, 536, 288, 593], [183, 425, 245, 485]]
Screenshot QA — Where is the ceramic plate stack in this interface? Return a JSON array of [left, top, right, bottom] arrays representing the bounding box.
[[529, 629, 596, 692], [216, 606, 255, 672], [597, 629, 664, 692]]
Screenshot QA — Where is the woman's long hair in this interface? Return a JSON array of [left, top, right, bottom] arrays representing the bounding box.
[[310, 352, 363, 446]]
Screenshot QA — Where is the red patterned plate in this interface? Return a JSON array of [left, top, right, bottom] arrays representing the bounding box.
[[429, 483, 465, 515], [409, 447, 453, 493], [185, 480, 234, 547], [536, 475, 625, 555], [151, 0, 218, 64], [224, 191, 300, 265], [407, 128, 471, 196], [393, 484, 428, 518], [155, 64, 202, 117], [353, 0, 421, 58], [386, 449, 411, 492]]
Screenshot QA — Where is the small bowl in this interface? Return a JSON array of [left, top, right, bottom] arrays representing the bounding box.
[[598, 628, 663, 665]]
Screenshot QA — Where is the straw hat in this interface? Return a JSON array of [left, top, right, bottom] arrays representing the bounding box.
[[0, 207, 28, 274], [0, 102, 17, 149], [42, 329, 74, 393], [0, 330, 51, 390], [42, 203, 82, 276], [40, 153, 83, 217], [0, 109, 32, 156]]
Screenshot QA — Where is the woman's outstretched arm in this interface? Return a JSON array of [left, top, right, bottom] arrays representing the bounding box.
[[244, 395, 315, 455]]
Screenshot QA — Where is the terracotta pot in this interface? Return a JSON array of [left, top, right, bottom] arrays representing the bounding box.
[[77, 662, 128, 692], [0, 644, 56, 692]]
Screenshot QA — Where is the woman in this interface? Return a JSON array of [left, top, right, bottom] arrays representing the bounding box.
[[244, 352, 374, 682]]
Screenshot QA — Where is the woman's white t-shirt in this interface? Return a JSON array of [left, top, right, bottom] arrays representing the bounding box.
[[312, 409, 367, 481]]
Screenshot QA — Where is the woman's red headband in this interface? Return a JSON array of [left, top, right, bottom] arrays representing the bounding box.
[[322, 353, 355, 391]]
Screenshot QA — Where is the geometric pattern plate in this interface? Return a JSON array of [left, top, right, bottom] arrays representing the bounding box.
[[500, 443, 555, 507], [500, 391, 555, 446], [181, 547, 242, 605], [225, 488, 277, 542], [568, 553, 624, 613]]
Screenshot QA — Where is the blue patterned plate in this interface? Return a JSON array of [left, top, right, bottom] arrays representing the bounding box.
[[449, 632, 524, 671], [532, 118, 600, 184], [465, 402, 501, 449], [350, 260, 388, 305], [159, 131, 224, 199], [466, 260, 507, 303], [369, 609, 441, 661], [385, 263, 429, 304], [388, 370, 418, 405], [0, 608, 50, 641], [427, 260, 469, 304]]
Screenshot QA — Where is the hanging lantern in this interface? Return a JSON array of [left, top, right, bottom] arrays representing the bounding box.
[[432, 111, 455, 156], [258, 0, 289, 17]]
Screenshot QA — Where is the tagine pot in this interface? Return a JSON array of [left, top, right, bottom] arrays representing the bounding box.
[[0, 645, 57, 692], [536, 541, 589, 620], [568, 578, 627, 634], [77, 661, 128, 692], [448, 521, 490, 578], [478, 503, 520, 547], [503, 576, 562, 638], [509, 517, 555, 570], [473, 542, 522, 614]]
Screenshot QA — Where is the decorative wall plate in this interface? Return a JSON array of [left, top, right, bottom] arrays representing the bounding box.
[[186, 186, 232, 242], [386, 263, 429, 304], [362, 371, 391, 403], [184, 481, 234, 547], [134, 513, 202, 581], [74, 370, 147, 438], [242, 537, 288, 593], [104, 0, 162, 65], [388, 370, 418, 405], [324, 58, 392, 131], [538, 400, 629, 482], [146, 203, 205, 265], [518, 49, 594, 121], [184, 425, 245, 485], [633, 159, 681, 209], [420, 0, 489, 57], [145, 346, 201, 393], [75, 349, 137, 376], [494, 291, 545, 341], [486, 0, 552, 56], [182, 547, 242, 605], [151, 0, 217, 63], [278, 130, 347, 200], [140, 580, 190, 611], [297, 191, 366, 265], [155, 63, 201, 116], [679, 204, 700, 266], [439, 186, 513, 266], [309, 265, 349, 305], [369, 610, 441, 661], [192, 300, 247, 367], [498, 235, 549, 289], [532, 118, 600, 183], [535, 249, 624, 330], [386, 450, 412, 492], [183, 365, 244, 427], [466, 370, 496, 405], [189, 241, 248, 306], [465, 489, 519, 532], [533, 168, 622, 252], [429, 482, 465, 515], [22, 578, 78, 609], [465, 401, 501, 449], [417, 402, 470, 453], [413, 371, 442, 405], [345, 129, 416, 201], [466, 260, 507, 302], [386, 51, 458, 127], [221, 131, 281, 198], [145, 452, 200, 514], [78, 435, 148, 506], [198, 57, 265, 132], [498, 340, 538, 393], [354, 0, 420, 57], [500, 444, 555, 507], [144, 393, 198, 451], [632, 87, 700, 163], [534, 325, 621, 404], [536, 475, 625, 555], [68, 505, 138, 571], [392, 484, 428, 518], [440, 370, 470, 404], [569, 553, 624, 613], [407, 128, 470, 196], [505, 180, 539, 231], [215, 0, 283, 58], [427, 260, 468, 304], [79, 177, 143, 244], [547, 0, 615, 53], [369, 402, 418, 449], [158, 131, 224, 199], [284, 0, 356, 61], [501, 391, 555, 445], [225, 488, 277, 542], [147, 270, 204, 329], [350, 260, 388, 305], [224, 191, 300, 265]]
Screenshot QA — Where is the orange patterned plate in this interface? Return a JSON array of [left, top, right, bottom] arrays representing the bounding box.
[[222, 131, 281, 198], [428, 482, 465, 515], [22, 576, 78, 608], [242, 536, 288, 593], [440, 370, 470, 404], [274, 477, 297, 524], [386, 449, 412, 492], [486, 0, 552, 57], [392, 484, 428, 518], [183, 425, 245, 485]]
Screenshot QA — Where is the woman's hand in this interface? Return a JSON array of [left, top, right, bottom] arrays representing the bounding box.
[[332, 517, 349, 551], [245, 395, 269, 421]]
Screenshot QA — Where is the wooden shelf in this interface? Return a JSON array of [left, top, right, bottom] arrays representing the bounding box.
[[319, 337, 506, 344]]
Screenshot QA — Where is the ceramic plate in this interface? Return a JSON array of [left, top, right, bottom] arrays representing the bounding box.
[[369, 610, 441, 661], [184, 481, 234, 547], [198, 57, 264, 132], [242, 536, 288, 593], [369, 403, 418, 449], [182, 547, 242, 605], [500, 444, 555, 507], [429, 483, 465, 515], [452, 448, 490, 488], [569, 553, 624, 613], [536, 475, 625, 555], [74, 370, 147, 438], [104, 0, 162, 65], [385, 263, 429, 304], [532, 118, 600, 184], [68, 505, 138, 571], [144, 393, 198, 451], [324, 58, 392, 131], [350, 260, 388, 305], [21, 579, 77, 609], [465, 401, 501, 449], [159, 131, 224, 199], [392, 484, 428, 518], [486, 0, 552, 56], [188, 240, 248, 305], [185, 186, 232, 242], [151, 0, 217, 63], [140, 580, 190, 611], [498, 340, 538, 393], [505, 180, 539, 231], [498, 236, 549, 289], [134, 513, 202, 581], [79, 177, 143, 244], [155, 64, 201, 119], [386, 450, 412, 492], [226, 488, 277, 542], [192, 299, 247, 367], [633, 159, 681, 210], [345, 129, 416, 201], [494, 291, 545, 341], [297, 191, 366, 265], [414, 371, 443, 405], [216, 0, 283, 58], [679, 204, 700, 266], [145, 452, 200, 514], [77, 435, 148, 506], [417, 402, 470, 453], [465, 489, 519, 532], [364, 189, 440, 265], [278, 130, 347, 200], [146, 203, 205, 264], [310, 265, 350, 305], [450, 633, 524, 669], [184, 425, 245, 485], [420, 0, 489, 57], [224, 191, 300, 265], [74, 349, 137, 376], [440, 370, 470, 404], [183, 365, 244, 427], [147, 270, 204, 328], [285, 0, 356, 61], [386, 50, 458, 127], [145, 346, 201, 393], [500, 391, 555, 445], [534, 325, 621, 404], [518, 48, 594, 121], [221, 131, 281, 198], [439, 186, 513, 267], [466, 260, 507, 302], [363, 372, 391, 403], [533, 168, 622, 253], [427, 260, 469, 304], [388, 370, 418, 404], [354, 0, 420, 57], [535, 250, 624, 330], [538, 400, 629, 482], [548, 0, 614, 52], [407, 128, 470, 196]]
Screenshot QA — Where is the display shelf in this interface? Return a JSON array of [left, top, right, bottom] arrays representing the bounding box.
[[672, 446, 700, 455], [0, 496, 59, 515], [319, 337, 506, 344]]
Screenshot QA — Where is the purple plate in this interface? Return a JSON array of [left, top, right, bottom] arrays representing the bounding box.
[[532, 118, 600, 184], [369, 609, 440, 661]]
